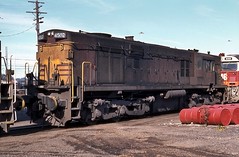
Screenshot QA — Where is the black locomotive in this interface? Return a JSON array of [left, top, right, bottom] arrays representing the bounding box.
[[13, 29, 225, 127]]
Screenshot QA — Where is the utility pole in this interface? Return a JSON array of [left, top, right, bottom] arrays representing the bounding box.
[[26, 0, 47, 41]]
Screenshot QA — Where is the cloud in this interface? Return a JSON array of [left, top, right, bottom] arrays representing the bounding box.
[[41, 17, 80, 32], [140, 35, 183, 49], [194, 5, 223, 21], [160, 39, 183, 47], [0, 12, 78, 35], [71, 0, 116, 14], [0, 11, 35, 35], [0, 11, 33, 26], [2, 38, 36, 56], [195, 5, 216, 17]]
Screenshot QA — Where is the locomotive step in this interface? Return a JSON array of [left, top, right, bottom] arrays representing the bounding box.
[[1, 82, 12, 85], [71, 116, 81, 120], [71, 107, 80, 111], [72, 96, 79, 99], [1, 97, 13, 100], [0, 110, 13, 114], [0, 121, 15, 125]]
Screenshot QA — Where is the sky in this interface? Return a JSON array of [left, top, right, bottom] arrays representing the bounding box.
[[0, 0, 239, 77]]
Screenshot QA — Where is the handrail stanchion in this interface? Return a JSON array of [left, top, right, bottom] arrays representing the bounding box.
[[81, 61, 92, 101]]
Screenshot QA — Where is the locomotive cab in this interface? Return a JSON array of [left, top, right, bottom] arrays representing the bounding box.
[[221, 55, 239, 86]]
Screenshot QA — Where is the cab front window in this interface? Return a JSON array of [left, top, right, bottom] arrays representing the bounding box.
[[221, 63, 237, 71]]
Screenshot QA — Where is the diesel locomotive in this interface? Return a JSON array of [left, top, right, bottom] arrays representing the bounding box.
[[221, 54, 239, 103], [1, 29, 226, 132]]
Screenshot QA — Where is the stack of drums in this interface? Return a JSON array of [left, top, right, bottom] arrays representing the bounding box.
[[179, 104, 239, 126]]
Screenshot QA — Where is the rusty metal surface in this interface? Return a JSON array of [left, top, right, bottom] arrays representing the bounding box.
[[38, 29, 223, 88]]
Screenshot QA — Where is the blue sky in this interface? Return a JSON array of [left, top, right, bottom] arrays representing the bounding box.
[[0, 0, 239, 77]]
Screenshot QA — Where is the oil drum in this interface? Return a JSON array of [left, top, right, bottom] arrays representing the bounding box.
[[179, 109, 192, 124], [191, 105, 212, 124], [226, 105, 239, 125], [207, 107, 231, 126]]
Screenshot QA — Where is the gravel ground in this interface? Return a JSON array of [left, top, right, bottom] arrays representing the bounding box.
[[0, 113, 239, 157]]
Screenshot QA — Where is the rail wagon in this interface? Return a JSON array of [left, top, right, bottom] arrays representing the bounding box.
[[0, 41, 15, 132]]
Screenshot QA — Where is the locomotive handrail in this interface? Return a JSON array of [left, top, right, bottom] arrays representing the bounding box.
[[25, 62, 29, 94], [10, 55, 16, 103], [32, 61, 38, 76], [25, 62, 30, 79], [71, 61, 74, 102], [13, 108, 17, 122], [1, 56, 16, 102], [1, 57, 9, 83], [1, 56, 8, 74], [81, 61, 92, 101], [25, 62, 30, 74]]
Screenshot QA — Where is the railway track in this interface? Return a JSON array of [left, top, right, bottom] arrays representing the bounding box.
[[1, 121, 51, 137], [4, 112, 179, 136]]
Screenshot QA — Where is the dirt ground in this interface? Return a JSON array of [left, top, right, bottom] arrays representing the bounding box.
[[0, 113, 239, 157]]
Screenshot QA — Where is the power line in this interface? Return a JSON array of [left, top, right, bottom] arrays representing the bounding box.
[[2, 57, 36, 61], [0, 25, 35, 37], [14, 58, 36, 61]]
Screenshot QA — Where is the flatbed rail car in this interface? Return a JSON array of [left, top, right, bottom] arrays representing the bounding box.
[[15, 29, 225, 128], [221, 54, 239, 102]]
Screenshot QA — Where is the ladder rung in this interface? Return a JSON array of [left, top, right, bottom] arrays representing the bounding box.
[[0, 121, 14, 125], [71, 116, 81, 120], [1, 83, 11, 85], [0, 110, 13, 114], [71, 107, 80, 111], [1, 97, 13, 100]]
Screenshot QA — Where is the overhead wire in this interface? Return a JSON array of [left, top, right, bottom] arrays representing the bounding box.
[[0, 25, 35, 37]]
